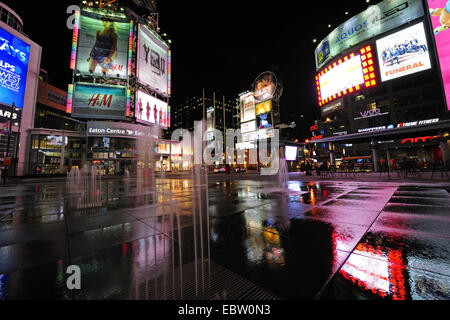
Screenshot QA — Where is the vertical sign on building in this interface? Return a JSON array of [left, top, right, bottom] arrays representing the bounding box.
[[428, 0, 450, 110]]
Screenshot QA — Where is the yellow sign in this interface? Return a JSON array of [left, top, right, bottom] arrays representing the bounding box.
[[255, 100, 272, 115]]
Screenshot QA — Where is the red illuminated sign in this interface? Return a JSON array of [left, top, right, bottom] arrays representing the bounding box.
[[316, 45, 378, 107], [401, 135, 440, 144], [310, 125, 319, 132], [100, 0, 118, 8], [310, 135, 323, 141]]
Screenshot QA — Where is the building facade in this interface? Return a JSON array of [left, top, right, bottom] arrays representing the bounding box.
[[310, 0, 450, 171]]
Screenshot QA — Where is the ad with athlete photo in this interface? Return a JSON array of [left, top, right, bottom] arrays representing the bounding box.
[[376, 22, 432, 82], [76, 9, 130, 78], [137, 25, 170, 96], [0, 27, 30, 109]]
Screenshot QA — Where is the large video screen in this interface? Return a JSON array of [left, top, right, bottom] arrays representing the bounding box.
[[75, 9, 131, 79], [314, 0, 425, 70], [316, 45, 377, 107], [376, 22, 432, 82], [0, 27, 30, 109], [285, 146, 298, 161], [72, 83, 128, 120], [135, 90, 169, 129], [318, 55, 365, 102], [240, 93, 255, 123], [137, 25, 170, 96], [429, 0, 450, 110]]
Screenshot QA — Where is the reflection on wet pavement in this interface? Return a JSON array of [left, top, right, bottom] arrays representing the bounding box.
[[0, 177, 449, 300]]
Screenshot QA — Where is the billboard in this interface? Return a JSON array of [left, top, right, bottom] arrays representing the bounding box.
[[314, 0, 425, 70], [253, 72, 277, 103], [75, 9, 131, 78], [135, 90, 169, 129], [240, 93, 256, 122], [72, 83, 128, 120], [285, 146, 298, 161], [316, 45, 377, 107], [241, 120, 256, 134], [376, 22, 432, 82], [257, 113, 273, 130], [137, 25, 170, 96], [255, 100, 272, 115], [0, 27, 30, 110], [428, 0, 450, 110]]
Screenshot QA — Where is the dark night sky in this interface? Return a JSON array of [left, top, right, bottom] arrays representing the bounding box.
[[2, 0, 377, 138]]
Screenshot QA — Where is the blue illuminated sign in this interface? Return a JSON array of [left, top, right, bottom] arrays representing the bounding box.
[[0, 27, 30, 109]]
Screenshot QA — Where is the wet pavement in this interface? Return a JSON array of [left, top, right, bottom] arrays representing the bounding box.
[[0, 175, 449, 300]]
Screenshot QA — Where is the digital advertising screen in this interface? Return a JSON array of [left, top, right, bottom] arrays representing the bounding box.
[[75, 9, 131, 79], [316, 45, 377, 107], [0, 27, 30, 110], [135, 90, 169, 129], [72, 83, 128, 120], [285, 146, 298, 161], [429, 0, 450, 110], [137, 25, 170, 96], [255, 100, 272, 116], [319, 55, 365, 103], [253, 72, 277, 103], [376, 22, 432, 82], [314, 0, 425, 70], [257, 113, 273, 130]]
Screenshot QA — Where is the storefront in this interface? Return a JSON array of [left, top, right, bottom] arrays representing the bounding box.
[[28, 129, 86, 175]]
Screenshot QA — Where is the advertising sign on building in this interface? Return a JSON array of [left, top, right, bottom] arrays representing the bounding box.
[[255, 100, 272, 116], [75, 9, 131, 79], [314, 0, 425, 70], [253, 72, 277, 103], [0, 27, 30, 110], [240, 94, 256, 123], [241, 120, 256, 134], [135, 90, 169, 129], [321, 99, 344, 116], [0, 103, 21, 124], [72, 83, 128, 120], [428, 0, 450, 110], [376, 22, 432, 82], [137, 25, 170, 96]]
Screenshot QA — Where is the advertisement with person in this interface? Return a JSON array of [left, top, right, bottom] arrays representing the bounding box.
[[76, 9, 130, 78], [137, 25, 170, 96], [315, 0, 425, 69], [135, 90, 169, 129], [376, 22, 431, 82], [72, 83, 127, 120], [253, 72, 277, 103], [0, 27, 30, 110], [428, 0, 450, 110]]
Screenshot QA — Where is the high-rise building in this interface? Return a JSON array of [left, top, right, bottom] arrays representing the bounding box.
[[171, 91, 240, 133]]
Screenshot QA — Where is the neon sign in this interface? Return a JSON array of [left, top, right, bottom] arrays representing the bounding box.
[[401, 135, 440, 144]]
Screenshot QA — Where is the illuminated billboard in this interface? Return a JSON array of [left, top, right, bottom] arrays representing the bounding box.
[[72, 83, 128, 120], [240, 93, 255, 123], [241, 120, 256, 134], [429, 0, 450, 110], [376, 22, 432, 82], [0, 27, 30, 109], [137, 25, 170, 96], [257, 113, 273, 130], [285, 146, 298, 161], [314, 0, 425, 70], [135, 90, 169, 129], [316, 45, 377, 107], [255, 100, 272, 115], [253, 72, 277, 103], [75, 9, 131, 78]]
